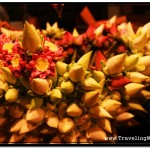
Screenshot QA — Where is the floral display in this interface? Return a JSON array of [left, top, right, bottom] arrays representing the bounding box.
[[0, 16, 150, 144]]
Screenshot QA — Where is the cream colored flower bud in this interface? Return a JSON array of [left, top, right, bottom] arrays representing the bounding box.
[[56, 61, 67, 76], [136, 55, 150, 76], [127, 72, 149, 83], [81, 90, 99, 107], [89, 105, 112, 119], [80, 77, 101, 90], [10, 118, 26, 132], [31, 78, 50, 95], [86, 126, 107, 142], [128, 103, 147, 112], [5, 88, 19, 103], [101, 99, 121, 116], [22, 21, 41, 53], [9, 133, 25, 143], [77, 51, 92, 71], [94, 24, 104, 37], [116, 112, 134, 122], [92, 70, 105, 82], [105, 53, 126, 75], [50, 88, 62, 104], [97, 119, 112, 133], [9, 104, 24, 119], [140, 90, 150, 98], [67, 103, 83, 117], [1, 67, 17, 84], [60, 80, 74, 94], [45, 111, 59, 128], [23, 135, 40, 143], [58, 117, 74, 134], [26, 107, 44, 123], [124, 54, 139, 71], [124, 83, 145, 99], [69, 64, 85, 82]]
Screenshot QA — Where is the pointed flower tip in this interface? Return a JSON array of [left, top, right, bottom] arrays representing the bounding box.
[[72, 28, 79, 37]]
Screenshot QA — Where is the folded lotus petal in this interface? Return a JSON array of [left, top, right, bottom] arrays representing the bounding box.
[[60, 80, 74, 94], [116, 112, 134, 122], [56, 61, 67, 76]]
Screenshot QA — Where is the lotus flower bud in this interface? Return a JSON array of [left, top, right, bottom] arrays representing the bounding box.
[[63, 130, 77, 143], [10, 118, 27, 132], [58, 102, 67, 118], [45, 111, 59, 128], [58, 117, 74, 134], [81, 90, 99, 107], [101, 99, 121, 116], [5, 88, 19, 103], [74, 114, 91, 126], [94, 24, 104, 37], [140, 90, 150, 99], [116, 112, 134, 122], [124, 83, 145, 99], [69, 64, 85, 82], [77, 51, 92, 71], [31, 78, 50, 95], [0, 79, 8, 96], [50, 88, 62, 104], [80, 77, 101, 90], [89, 105, 112, 119], [86, 126, 107, 142], [128, 103, 147, 112], [9, 133, 25, 143], [29, 97, 43, 109], [67, 103, 83, 117], [60, 80, 74, 94], [97, 119, 112, 133], [23, 135, 40, 143], [9, 104, 24, 119], [124, 54, 139, 71], [1, 67, 17, 84], [26, 107, 44, 123], [56, 61, 67, 76], [22, 21, 41, 53], [104, 53, 126, 75], [111, 91, 121, 101], [92, 70, 105, 82], [126, 72, 149, 83], [136, 55, 150, 76]]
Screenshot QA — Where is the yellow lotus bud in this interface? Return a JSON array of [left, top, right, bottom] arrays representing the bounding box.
[[109, 15, 116, 24], [81, 90, 99, 107], [58, 117, 74, 134], [127, 72, 149, 83], [19, 121, 38, 134], [22, 21, 41, 53], [45, 111, 59, 128], [80, 77, 101, 90], [50, 88, 62, 104], [86, 126, 107, 142], [31, 78, 50, 95], [124, 54, 139, 71], [92, 70, 105, 82], [105, 53, 126, 75], [5, 88, 19, 103], [136, 56, 150, 76], [124, 83, 145, 99], [29, 97, 43, 109], [1, 67, 17, 84], [67, 103, 83, 117], [101, 99, 121, 116], [9, 104, 24, 119], [97, 119, 112, 133], [74, 114, 91, 126], [69, 64, 85, 82], [140, 90, 150, 98], [111, 91, 121, 101], [23, 135, 40, 143], [89, 105, 112, 119], [94, 24, 104, 37], [10, 118, 26, 132], [63, 130, 77, 143], [26, 107, 44, 123], [60, 80, 74, 94], [128, 103, 147, 113], [77, 51, 92, 71], [9, 133, 25, 143], [56, 61, 67, 76], [116, 112, 134, 122]]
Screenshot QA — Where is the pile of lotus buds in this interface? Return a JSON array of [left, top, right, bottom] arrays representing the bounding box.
[[0, 17, 150, 144]]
